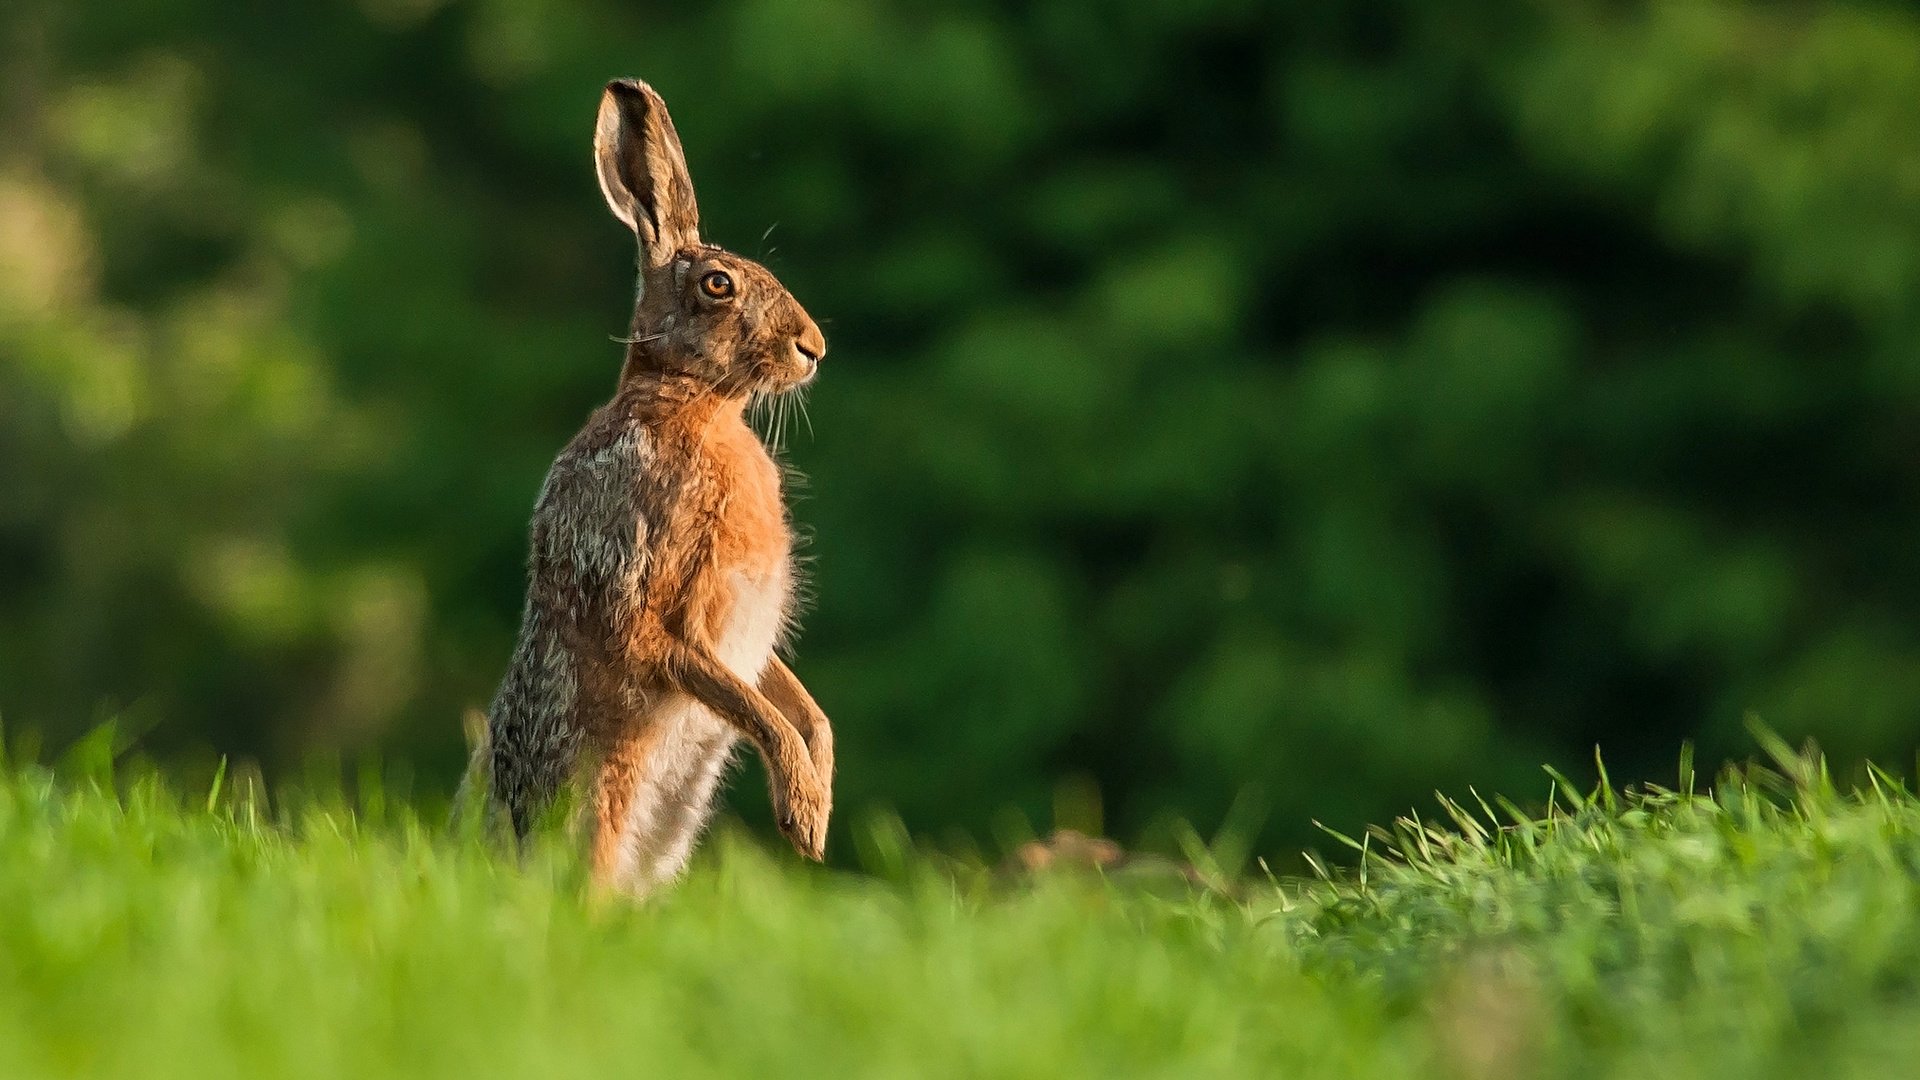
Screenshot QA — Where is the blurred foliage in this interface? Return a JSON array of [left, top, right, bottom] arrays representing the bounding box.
[[6, 0, 1920, 853]]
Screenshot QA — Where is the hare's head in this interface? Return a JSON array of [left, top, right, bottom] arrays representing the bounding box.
[[595, 79, 825, 397]]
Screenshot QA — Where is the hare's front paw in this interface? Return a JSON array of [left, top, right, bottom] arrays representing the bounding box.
[[807, 728, 835, 799], [773, 773, 830, 862]]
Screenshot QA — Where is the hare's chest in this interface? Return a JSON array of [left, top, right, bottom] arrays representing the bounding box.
[[690, 430, 793, 679]]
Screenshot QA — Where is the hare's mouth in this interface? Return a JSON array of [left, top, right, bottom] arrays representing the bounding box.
[[766, 369, 816, 395], [759, 347, 819, 393]]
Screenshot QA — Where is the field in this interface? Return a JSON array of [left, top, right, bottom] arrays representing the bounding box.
[[4, 741, 1920, 1079]]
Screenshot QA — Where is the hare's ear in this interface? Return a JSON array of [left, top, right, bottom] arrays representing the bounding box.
[[595, 78, 701, 266]]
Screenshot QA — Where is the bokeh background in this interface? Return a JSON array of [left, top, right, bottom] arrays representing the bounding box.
[[5, 0, 1920, 856]]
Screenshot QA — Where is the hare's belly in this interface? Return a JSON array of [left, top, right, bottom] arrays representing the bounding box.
[[715, 559, 791, 682]]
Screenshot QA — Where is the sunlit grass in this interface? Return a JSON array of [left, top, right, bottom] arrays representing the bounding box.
[[4, 739, 1920, 1078]]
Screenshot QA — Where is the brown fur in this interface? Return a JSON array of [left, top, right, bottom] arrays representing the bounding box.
[[478, 78, 833, 895]]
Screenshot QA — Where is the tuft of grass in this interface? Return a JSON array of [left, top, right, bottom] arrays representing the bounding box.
[[3, 748, 1920, 1077], [1283, 746, 1920, 1078]]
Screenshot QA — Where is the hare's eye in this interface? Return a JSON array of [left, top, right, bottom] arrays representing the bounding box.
[[699, 270, 735, 300]]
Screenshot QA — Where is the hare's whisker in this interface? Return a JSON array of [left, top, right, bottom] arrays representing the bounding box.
[[796, 388, 815, 441]]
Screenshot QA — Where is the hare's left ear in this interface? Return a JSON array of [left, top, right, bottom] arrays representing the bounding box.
[[595, 78, 701, 267]]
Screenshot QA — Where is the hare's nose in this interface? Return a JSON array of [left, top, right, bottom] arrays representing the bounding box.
[[794, 319, 826, 366]]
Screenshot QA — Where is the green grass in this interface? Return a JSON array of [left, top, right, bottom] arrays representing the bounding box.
[[5, 744, 1920, 1078]]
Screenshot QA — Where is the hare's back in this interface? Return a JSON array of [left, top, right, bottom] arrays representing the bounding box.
[[527, 415, 658, 620]]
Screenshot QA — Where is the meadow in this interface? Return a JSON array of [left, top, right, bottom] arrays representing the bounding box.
[[4, 736, 1919, 1078], [12, 6, 1920, 1075]]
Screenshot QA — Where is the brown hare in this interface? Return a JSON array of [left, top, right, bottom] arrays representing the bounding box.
[[475, 78, 833, 895]]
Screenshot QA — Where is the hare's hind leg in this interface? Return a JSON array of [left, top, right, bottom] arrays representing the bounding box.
[[588, 730, 654, 885], [629, 705, 737, 890], [591, 698, 737, 895]]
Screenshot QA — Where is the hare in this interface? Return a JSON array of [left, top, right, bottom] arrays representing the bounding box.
[[476, 78, 834, 894]]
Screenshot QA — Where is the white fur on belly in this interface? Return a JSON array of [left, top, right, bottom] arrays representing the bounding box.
[[716, 560, 791, 682]]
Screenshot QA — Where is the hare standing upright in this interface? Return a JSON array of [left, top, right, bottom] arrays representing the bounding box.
[[478, 78, 834, 895]]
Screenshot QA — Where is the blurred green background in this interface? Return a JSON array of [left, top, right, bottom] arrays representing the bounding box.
[[5, 0, 1920, 855]]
